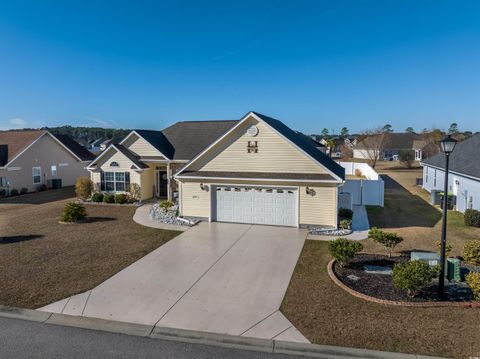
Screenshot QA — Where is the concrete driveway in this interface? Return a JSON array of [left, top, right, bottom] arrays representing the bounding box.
[[40, 222, 308, 342]]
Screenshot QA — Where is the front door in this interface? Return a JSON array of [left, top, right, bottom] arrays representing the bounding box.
[[156, 170, 168, 197]]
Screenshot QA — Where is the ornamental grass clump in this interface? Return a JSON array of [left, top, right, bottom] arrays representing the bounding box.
[[60, 202, 87, 223], [368, 227, 403, 258], [328, 238, 363, 267], [75, 176, 93, 199], [392, 260, 438, 297]]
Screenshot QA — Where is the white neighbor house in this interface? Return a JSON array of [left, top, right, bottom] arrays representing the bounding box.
[[421, 133, 480, 212]]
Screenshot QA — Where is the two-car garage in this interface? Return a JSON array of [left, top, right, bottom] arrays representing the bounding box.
[[212, 186, 298, 227]]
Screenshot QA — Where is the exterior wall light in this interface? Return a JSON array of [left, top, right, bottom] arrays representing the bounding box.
[[306, 186, 316, 196], [200, 183, 209, 192]]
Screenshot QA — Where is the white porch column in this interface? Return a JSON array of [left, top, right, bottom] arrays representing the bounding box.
[[167, 162, 171, 201]]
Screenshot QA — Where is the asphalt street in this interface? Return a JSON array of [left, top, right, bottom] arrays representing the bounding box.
[[0, 317, 309, 359]]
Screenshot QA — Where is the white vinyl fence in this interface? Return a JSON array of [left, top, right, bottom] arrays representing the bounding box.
[[338, 162, 384, 207]]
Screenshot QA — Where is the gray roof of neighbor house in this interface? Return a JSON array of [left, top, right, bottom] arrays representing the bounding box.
[[52, 134, 96, 161], [135, 120, 239, 160], [251, 112, 345, 180], [421, 133, 480, 180], [356, 132, 423, 150]]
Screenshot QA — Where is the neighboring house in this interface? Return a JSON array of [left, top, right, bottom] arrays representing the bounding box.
[[319, 136, 357, 158], [297, 132, 327, 154], [88, 111, 345, 228], [421, 133, 480, 213], [88, 138, 104, 153], [0, 130, 95, 193], [353, 132, 424, 161]]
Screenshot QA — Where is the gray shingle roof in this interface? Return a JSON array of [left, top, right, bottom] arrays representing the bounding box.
[[52, 134, 96, 161], [180, 171, 336, 181], [421, 133, 480, 180], [114, 144, 150, 169], [251, 112, 345, 180], [356, 132, 423, 150], [135, 120, 238, 160]]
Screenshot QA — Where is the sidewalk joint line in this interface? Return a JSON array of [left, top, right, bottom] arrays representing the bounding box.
[[153, 225, 253, 326], [239, 310, 278, 336], [81, 291, 92, 316]]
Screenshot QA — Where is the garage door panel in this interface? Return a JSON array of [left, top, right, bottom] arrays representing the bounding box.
[[214, 186, 297, 227]]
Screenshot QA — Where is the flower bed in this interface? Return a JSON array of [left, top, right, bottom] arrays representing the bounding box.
[[332, 253, 476, 302], [309, 227, 352, 236]]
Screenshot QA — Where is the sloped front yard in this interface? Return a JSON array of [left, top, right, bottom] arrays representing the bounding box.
[[281, 241, 480, 359], [0, 193, 180, 309]]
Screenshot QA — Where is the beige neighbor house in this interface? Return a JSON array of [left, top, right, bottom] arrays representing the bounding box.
[[0, 130, 95, 193], [87, 112, 345, 228]]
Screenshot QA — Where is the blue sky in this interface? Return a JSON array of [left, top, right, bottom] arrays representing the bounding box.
[[1, 1, 479, 134]]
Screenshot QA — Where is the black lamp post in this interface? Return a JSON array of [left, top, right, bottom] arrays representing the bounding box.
[[438, 134, 457, 298]]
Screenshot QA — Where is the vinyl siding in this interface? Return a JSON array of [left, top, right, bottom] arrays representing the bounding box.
[[192, 118, 329, 174], [178, 179, 338, 226], [139, 168, 154, 200], [122, 133, 166, 158], [180, 180, 211, 218], [299, 185, 338, 227], [2, 133, 89, 192]]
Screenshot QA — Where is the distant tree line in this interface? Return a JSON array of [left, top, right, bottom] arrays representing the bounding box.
[[41, 125, 131, 143]]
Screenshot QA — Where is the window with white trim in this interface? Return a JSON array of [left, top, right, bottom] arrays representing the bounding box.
[[100, 171, 130, 192], [32, 167, 41, 184], [51, 165, 57, 177]]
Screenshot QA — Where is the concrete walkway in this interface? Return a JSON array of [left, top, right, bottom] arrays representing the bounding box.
[[40, 222, 308, 343], [307, 204, 370, 241]]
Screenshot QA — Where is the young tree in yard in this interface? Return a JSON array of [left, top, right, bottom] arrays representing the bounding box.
[[340, 127, 349, 138], [405, 126, 414, 133], [326, 138, 336, 158], [383, 124, 393, 133], [358, 129, 389, 168], [339, 144, 353, 159], [368, 227, 403, 257], [399, 150, 416, 168]]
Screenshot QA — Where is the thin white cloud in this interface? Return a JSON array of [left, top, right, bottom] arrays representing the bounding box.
[[83, 116, 118, 128], [0, 118, 28, 130]]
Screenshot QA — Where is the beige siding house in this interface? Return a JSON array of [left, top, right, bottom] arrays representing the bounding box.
[[87, 112, 345, 228], [0, 130, 95, 193]]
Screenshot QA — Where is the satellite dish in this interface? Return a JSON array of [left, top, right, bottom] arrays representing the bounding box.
[[247, 125, 259, 137]]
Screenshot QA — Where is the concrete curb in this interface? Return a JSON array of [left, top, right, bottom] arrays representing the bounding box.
[[327, 259, 480, 308], [0, 305, 448, 359]]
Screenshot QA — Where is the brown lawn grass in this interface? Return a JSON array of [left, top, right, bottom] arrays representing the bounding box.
[[0, 189, 180, 309], [364, 168, 480, 256], [281, 241, 480, 359]]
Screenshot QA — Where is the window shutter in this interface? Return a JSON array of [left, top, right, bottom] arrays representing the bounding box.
[[100, 171, 105, 191], [125, 172, 130, 191]]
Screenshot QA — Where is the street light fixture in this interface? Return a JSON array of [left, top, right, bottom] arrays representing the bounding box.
[[438, 135, 457, 298]]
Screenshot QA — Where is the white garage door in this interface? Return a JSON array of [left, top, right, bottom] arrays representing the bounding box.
[[214, 186, 297, 227]]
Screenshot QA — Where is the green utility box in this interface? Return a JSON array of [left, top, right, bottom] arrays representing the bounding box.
[[447, 258, 461, 282]]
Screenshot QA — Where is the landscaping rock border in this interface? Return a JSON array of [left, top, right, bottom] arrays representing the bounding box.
[[79, 199, 142, 207], [327, 259, 480, 308]]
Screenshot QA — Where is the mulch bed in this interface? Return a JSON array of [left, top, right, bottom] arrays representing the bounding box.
[[334, 253, 474, 302]]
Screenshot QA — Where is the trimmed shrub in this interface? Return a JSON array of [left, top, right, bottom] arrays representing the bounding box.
[[399, 149, 415, 169], [0, 189, 6, 198], [114, 193, 127, 204], [60, 202, 87, 223], [463, 240, 480, 266], [392, 260, 438, 297], [128, 183, 141, 201], [466, 272, 480, 300], [368, 227, 403, 258], [159, 200, 175, 210], [464, 209, 480, 227], [328, 238, 363, 267], [103, 193, 115, 204], [338, 207, 354, 220], [20, 187, 28, 195], [37, 183, 48, 192], [339, 219, 352, 230], [91, 192, 104, 203], [354, 168, 363, 177], [10, 189, 19, 196], [75, 176, 93, 199]]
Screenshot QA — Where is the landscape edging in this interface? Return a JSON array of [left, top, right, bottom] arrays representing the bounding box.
[[327, 259, 480, 308], [0, 305, 448, 359]]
